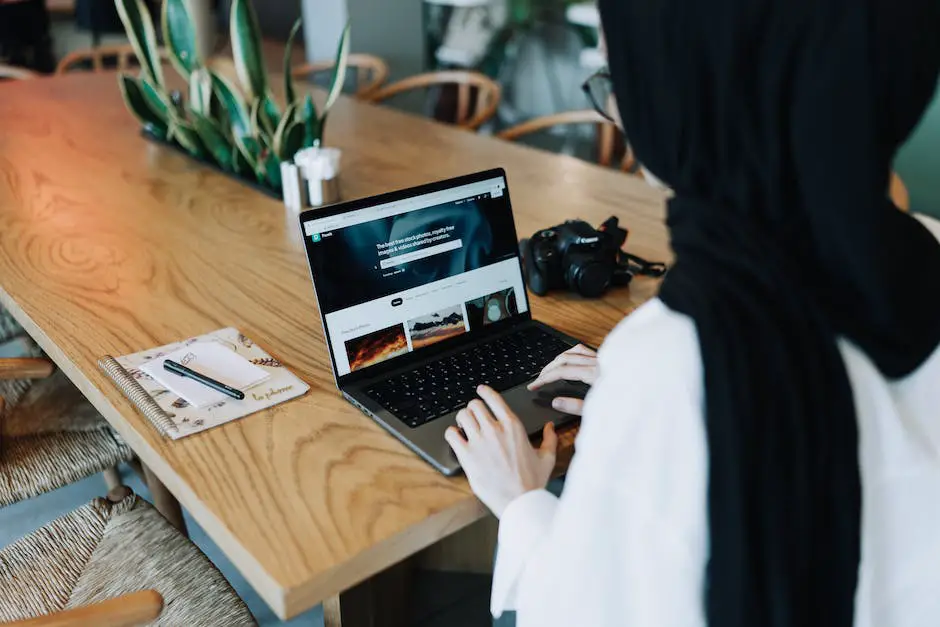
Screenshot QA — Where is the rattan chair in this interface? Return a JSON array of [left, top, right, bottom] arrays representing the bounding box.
[[292, 53, 389, 99], [497, 110, 636, 171], [890, 171, 910, 212], [0, 64, 38, 80], [367, 70, 502, 130], [0, 489, 256, 626], [0, 309, 132, 508], [55, 44, 170, 75]]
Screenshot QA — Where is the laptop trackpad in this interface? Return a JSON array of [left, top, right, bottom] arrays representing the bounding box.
[[502, 380, 589, 433]]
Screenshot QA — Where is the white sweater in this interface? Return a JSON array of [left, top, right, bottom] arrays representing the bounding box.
[[492, 214, 940, 627]]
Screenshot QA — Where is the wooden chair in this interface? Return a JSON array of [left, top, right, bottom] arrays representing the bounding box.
[[0, 490, 256, 626], [890, 171, 910, 212], [498, 109, 636, 171], [55, 44, 169, 75], [291, 53, 390, 99], [0, 308, 132, 507], [0, 64, 38, 80], [367, 70, 502, 130]]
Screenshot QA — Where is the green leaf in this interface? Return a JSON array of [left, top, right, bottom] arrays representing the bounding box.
[[272, 101, 300, 160], [260, 150, 282, 190], [172, 119, 205, 158], [322, 21, 351, 116], [210, 71, 251, 138], [283, 18, 302, 106], [143, 122, 168, 141], [188, 67, 212, 116], [300, 93, 321, 147], [190, 110, 233, 168], [139, 76, 170, 124], [114, 0, 165, 88], [231, 144, 255, 177], [117, 73, 168, 134], [235, 134, 265, 183], [162, 0, 200, 78], [230, 0, 268, 101], [260, 92, 280, 136]]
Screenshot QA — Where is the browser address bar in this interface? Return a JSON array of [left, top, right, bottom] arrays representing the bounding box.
[[303, 177, 505, 236]]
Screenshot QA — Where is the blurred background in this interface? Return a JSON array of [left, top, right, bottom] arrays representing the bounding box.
[[1, 0, 937, 216]]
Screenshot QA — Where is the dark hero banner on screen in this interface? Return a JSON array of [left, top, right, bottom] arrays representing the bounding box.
[[308, 195, 519, 313]]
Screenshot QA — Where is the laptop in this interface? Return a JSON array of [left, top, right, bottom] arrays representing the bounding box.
[[299, 169, 588, 475]]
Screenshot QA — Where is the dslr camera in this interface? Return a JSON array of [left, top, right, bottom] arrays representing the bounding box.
[[521, 217, 666, 298]]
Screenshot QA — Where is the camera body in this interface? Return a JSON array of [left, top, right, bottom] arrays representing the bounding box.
[[522, 217, 634, 298]]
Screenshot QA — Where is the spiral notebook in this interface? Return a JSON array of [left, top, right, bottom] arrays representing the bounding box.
[[98, 327, 309, 439]]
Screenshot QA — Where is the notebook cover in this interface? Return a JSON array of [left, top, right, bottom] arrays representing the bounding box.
[[98, 327, 309, 439]]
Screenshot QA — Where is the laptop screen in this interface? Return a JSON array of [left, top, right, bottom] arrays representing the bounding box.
[[301, 171, 530, 378]]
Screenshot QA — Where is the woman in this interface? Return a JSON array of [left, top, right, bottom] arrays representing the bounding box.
[[445, 0, 940, 625]]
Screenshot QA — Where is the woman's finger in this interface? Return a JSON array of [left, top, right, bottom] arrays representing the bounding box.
[[467, 399, 500, 434], [538, 422, 559, 459], [551, 397, 585, 416], [455, 408, 480, 438], [477, 385, 519, 425], [566, 344, 596, 357], [528, 364, 596, 390], [445, 425, 468, 449], [544, 354, 597, 371]]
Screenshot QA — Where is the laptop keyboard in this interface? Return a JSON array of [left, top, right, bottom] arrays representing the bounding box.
[[366, 326, 573, 428]]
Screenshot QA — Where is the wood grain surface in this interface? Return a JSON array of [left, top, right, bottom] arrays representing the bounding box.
[[0, 73, 669, 619]]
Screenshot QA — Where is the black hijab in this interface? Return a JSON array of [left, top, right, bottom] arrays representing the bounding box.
[[598, 0, 940, 625]]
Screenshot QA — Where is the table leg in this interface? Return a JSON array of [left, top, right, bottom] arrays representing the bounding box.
[[141, 462, 188, 536], [323, 560, 414, 627], [102, 465, 122, 490]]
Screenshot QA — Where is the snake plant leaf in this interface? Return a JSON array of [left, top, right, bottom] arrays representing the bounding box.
[[283, 18, 302, 107], [190, 110, 233, 168], [162, 0, 200, 79], [275, 121, 305, 162], [171, 119, 206, 158], [235, 135, 266, 183], [230, 0, 267, 101], [231, 144, 255, 177], [300, 93, 321, 147], [260, 92, 280, 136], [272, 101, 301, 160], [139, 76, 170, 125], [114, 0, 164, 88], [189, 67, 212, 116], [143, 122, 168, 141], [210, 71, 251, 138], [322, 21, 351, 116], [260, 150, 282, 190], [117, 73, 168, 135]]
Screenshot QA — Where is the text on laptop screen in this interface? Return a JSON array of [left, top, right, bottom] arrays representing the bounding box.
[[303, 175, 529, 376]]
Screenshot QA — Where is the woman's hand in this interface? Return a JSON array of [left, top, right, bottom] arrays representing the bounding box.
[[446, 385, 558, 518], [527, 344, 598, 416]]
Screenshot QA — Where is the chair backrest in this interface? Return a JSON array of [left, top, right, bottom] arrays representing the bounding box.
[[498, 110, 636, 172], [291, 53, 389, 99], [367, 70, 502, 130], [55, 45, 169, 75], [0, 64, 38, 80], [890, 171, 910, 212]]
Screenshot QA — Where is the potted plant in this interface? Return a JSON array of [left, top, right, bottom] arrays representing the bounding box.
[[114, 0, 350, 196]]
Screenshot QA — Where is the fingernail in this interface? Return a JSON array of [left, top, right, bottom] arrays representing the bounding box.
[[552, 398, 563, 409]]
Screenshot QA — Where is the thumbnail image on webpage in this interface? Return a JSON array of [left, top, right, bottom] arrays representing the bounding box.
[[342, 287, 519, 373]]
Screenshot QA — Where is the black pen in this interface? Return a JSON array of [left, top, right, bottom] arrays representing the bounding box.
[[163, 359, 245, 401]]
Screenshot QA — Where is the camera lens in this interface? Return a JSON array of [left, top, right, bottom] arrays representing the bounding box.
[[569, 262, 611, 298]]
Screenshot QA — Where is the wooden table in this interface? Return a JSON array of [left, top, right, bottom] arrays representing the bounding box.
[[0, 72, 669, 621]]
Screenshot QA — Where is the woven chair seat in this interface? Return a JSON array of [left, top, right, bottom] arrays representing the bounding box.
[[0, 492, 256, 625], [1, 370, 133, 508]]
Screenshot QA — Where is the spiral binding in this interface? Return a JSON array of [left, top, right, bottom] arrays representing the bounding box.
[[98, 355, 179, 436]]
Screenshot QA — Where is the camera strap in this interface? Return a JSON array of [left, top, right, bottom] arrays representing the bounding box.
[[618, 250, 668, 278]]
